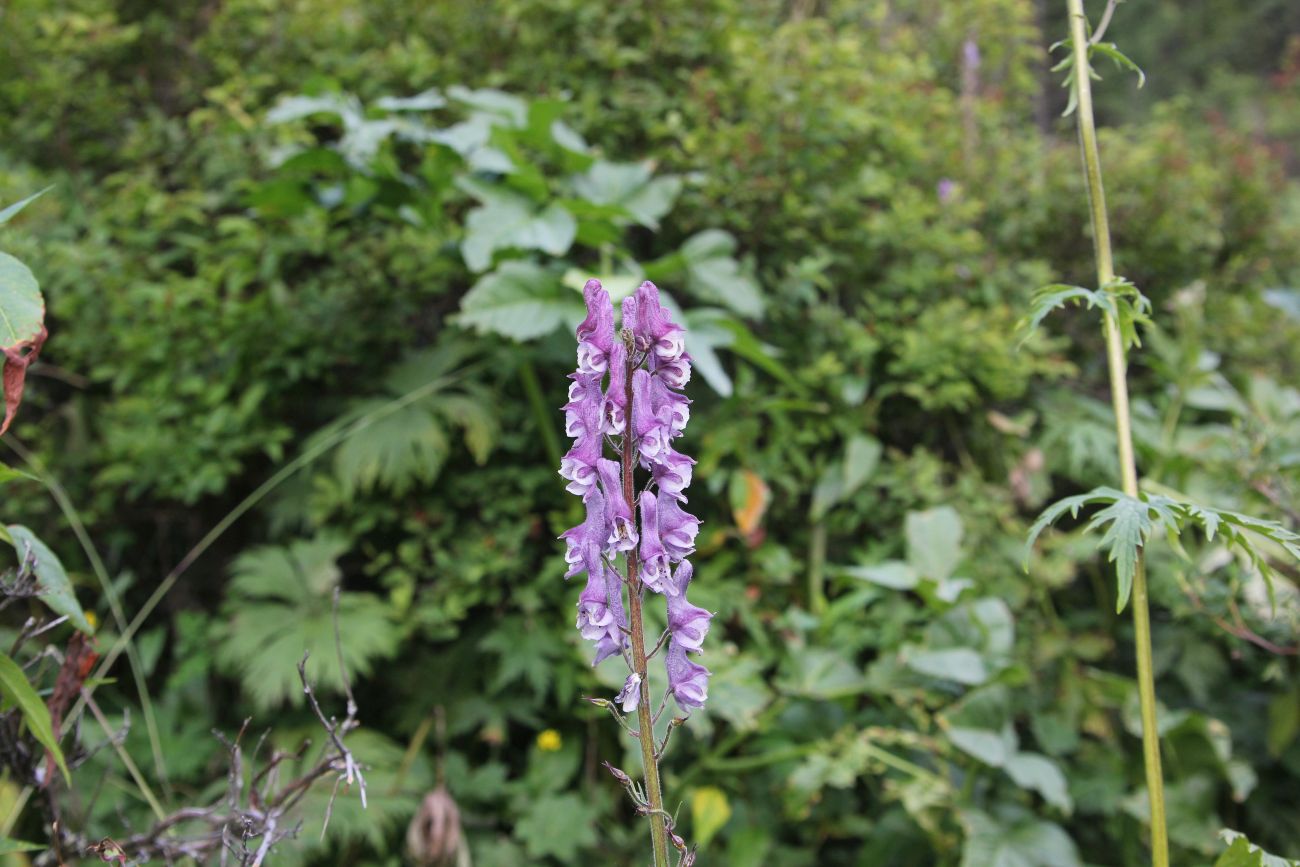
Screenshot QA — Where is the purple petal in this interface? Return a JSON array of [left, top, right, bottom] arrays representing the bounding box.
[[616, 672, 642, 713], [577, 279, 614, 356], [665, 640, 710, 709], [596, 458, 637, 552], [666, 562, 712, 652], [657, 495, 699, 561], [638, 491, 673, 595], [559, 489, 607, 578]]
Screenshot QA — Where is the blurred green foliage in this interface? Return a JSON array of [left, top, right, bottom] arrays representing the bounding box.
[[1, 0, 1299, 864]]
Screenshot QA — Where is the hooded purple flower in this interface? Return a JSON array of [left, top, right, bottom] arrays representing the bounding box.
[[656, 494, 700, 561], [604, 343, 629, 435], [651, 449, 695, 502], [666, 640, 710, 710], [575, 553, 618, 641], [638, 491, 673, 595], [666, 562, 712, 652], [596, 458, 638, 552], [632, 281, 686, 360], [576, 279, 614, 376], [616, 672, 641, 713], [632, 370, 673, 465], [650, 375, 690, 436], [559, 488, 607, 579]]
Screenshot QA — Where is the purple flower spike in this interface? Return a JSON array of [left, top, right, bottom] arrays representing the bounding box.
[[666, 640, 710, 710], [596, 458, 638, 552], [559, 488, 607, 578], [656, 495, 699, 561], [616, 672, 642, 713], [638, 491, 673, 595], [576, 280, 614, 376], [666, 562, 712, 652]]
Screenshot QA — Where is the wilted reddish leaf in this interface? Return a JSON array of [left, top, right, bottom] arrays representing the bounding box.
[[1, 325, 46, 436], [730, 469, 771, 543]]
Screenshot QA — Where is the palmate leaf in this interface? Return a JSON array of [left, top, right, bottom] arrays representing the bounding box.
[[308, 342, 499, 495], [1021, 278, 1151, 349], [215, 535, 399, 710], [1027, 487, 1300, 613], [1216, 830, 1300, 867]]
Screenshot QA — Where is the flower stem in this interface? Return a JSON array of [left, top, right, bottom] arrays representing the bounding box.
[[622, 346, 672, 867], [1065, 3, 1169, 863]]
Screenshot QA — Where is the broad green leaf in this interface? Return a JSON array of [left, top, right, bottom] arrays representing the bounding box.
[[0, 652, 69, 783], [907, 647, 987, 685], [948, 726, 1017, 768], [454, 262, 582, 341], [374, 89, 446, 111], [0, 464, 37, 485], [6, 525, 92, 634], [779, 648, 867, 698], [461, 192, 576, 272], [692, 786, 733, 847], [570, 161, 681, 230], [0, 186, 53, 226], [515, 793, 598, 861], [0, 252, 45, 349], [678, 230, 764, 318], [840, 561, 918, 590], [1005, 752, 1073, 813], [960, 809, 1081, 867], [906, 506, 963, 581], [843, 435, 882, 495], [1267, 689, 1300, 758]]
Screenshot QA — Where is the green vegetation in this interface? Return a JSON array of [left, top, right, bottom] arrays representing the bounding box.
[[0, 0, 1298, 864]]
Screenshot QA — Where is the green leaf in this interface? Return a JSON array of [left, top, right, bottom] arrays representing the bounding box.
[[0, 652, 69, 784], [0, 186, 53, 227], [691, 786, 733, 847], [906, 506, 964, 581], [514, 793, 598, 861], [0, 252, 46, 349], [840, 561, 918, 590], [6, 525, 93, 634], [454, 262, 582, 341], [907, 648, 987, 685], [460, 191, 576, 272], [0, 464, 37, 485], [678, 230, 764, 318], [1005, 752, 1073, 813], [0, 838, 43, 855], [570, 160, 681, 229], [1216, 830, 1300, 867], [960, 809, 1081, 867], [779, 648, 867, 698], [948, 726, 1017, 768]]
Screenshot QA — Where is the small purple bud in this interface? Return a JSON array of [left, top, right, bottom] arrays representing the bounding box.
[[602, 761, 634, 787], [576, 279, 614, 374], [665, 640, 710, 710], [616, 672, 642, 713], [937, 177, 956, 204], [632, 281, 685, 358]]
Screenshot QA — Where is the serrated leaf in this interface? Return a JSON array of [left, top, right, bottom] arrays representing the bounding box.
[[1216, 830, 1300, 867], [0, 652, 69, 784], [461, 193, 576, 272], [570, 161, 681, 230], [0, 187, 53, 227], [6, 525, 92, 634], [454, 262, 582, 340], [515, 793, 598, 860], [960, 809, 1081, 867]]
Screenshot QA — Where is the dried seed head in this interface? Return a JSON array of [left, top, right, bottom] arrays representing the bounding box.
[[406, 786, 463, 867]]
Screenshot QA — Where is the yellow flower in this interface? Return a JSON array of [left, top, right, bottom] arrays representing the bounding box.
[[85, 611, 98, 630], [536, 729, 562, 752]]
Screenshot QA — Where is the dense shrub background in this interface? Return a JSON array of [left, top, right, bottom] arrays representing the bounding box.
[[1, 0, 1299, 864]]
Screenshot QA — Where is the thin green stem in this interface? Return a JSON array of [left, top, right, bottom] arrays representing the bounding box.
[[1066, 2, 1168, 864], [518, 357, 563, 470], [621, 346, 671, 867], [808, 520, 827, 616]]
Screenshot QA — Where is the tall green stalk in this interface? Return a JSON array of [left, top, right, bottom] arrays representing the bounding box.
[[1064, 2, 1169, 863]]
